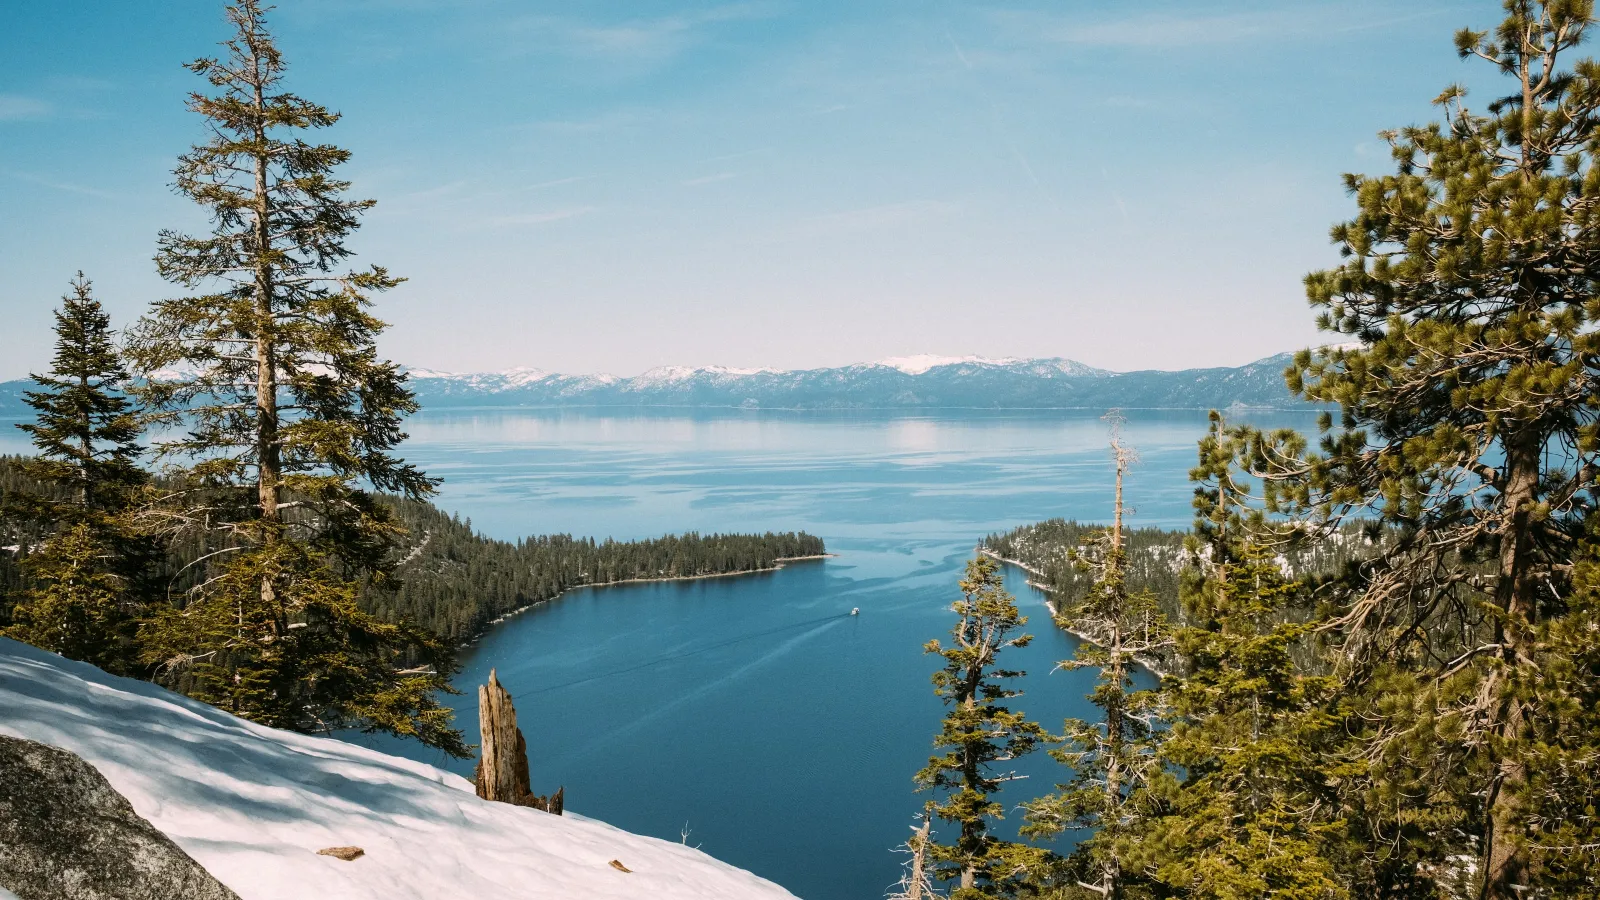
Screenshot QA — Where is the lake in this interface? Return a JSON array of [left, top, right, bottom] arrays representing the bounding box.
[[341, 407, 1317, 900], [0, 406, 1317, 899]]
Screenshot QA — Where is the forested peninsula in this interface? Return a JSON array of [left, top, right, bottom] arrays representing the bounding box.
[[366, 495, 825, 645]]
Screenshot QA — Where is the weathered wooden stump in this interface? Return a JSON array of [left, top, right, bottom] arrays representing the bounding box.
[[474, 669, 563, 815]]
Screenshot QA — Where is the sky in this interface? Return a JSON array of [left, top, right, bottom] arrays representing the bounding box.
[[0, 0, 1498, 379]]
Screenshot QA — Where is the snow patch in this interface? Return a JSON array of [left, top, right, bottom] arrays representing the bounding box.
[[0, 638, 798, 900], [873, 354, 1024, 375], [629, 365, 778, 386]]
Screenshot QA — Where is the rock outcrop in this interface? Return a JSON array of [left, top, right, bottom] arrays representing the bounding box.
[[0, 734, 239, 900]]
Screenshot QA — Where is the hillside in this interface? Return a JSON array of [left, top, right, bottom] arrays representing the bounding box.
[[0, 637, 799, 900], [0, 352, 1314, 414]]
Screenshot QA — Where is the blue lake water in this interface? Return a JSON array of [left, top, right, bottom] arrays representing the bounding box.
[[346, 407, 1318, 900], [1, 407, 1318, 899]]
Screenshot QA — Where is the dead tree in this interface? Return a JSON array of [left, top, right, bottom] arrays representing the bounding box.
[[888, 815, 939, 900], [474, 669, 563, 814]]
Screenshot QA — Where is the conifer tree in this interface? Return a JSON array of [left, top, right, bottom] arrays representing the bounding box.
[[1132, 415, 1351, 900], [126, 0, 464, 755], [1233, 2, 1600, 894], [5, 274, 152, 673], [1022, 415, 1168, 900], [916, 555, 1051, 899], [16, 274, 145, 518]]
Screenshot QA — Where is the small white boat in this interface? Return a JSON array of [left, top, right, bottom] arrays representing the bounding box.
[[850, 607, 860, 616]]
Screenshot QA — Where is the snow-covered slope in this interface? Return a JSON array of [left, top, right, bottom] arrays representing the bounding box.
[[0, 638, 798, 900]]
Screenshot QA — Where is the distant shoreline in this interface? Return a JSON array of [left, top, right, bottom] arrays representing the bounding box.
[[469, 554, 835, 645], [979, 547, 1168, 678], [564, 554, 834, 592]]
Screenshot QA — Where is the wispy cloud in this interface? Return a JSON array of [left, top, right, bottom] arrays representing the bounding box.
[[704, 147, 772, 162], [989, 6, 1450, 49], [796, 200, 958, 234], [486, 207, 594, 227], [392, 180, 470, 203], [683, 172, 738, 186], [4, 170, 119, 199], [0, 95, 53, 122], [523, 175, 590, 190], [513, 2, 785, 65], [525, 110, 650, 134], [43, 75, 118, 92], [1047, 12, 1281, 47]]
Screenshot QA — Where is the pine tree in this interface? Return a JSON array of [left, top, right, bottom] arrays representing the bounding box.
[[1022, 415, 1168, 900], [15, 274, 144, 518], [126, 0, 464, 756], [916, 555, 1051, 899], [1234, 3, 1600, 894], [1131, 415, 1351, 900], [4, 274, 152, 673]]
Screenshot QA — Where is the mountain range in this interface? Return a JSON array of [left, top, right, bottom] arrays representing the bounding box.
[[399, 352, 1314, 411], [0, 352, 1320, 415]]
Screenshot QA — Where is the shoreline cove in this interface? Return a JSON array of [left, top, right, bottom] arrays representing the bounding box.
[[466, 554, 836, 647], [978, 547, 1169, 678]]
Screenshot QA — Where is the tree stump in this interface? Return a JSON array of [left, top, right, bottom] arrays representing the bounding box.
[[474, 669, 563, 814]]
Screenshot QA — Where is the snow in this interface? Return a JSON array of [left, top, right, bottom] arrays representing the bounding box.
[[0, 638, 799, 900], [873, 354, 1021, 375], [629, 365, 778, 386], [406, 366, 553, 389]]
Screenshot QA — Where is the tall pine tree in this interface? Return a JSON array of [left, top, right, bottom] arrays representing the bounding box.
[[1234, 2, 1600, 894], [5, 274, 152, 673], [127, 0, 464, 756], [916, 555, 1051, 899], [1022, 415, 1168, 900]]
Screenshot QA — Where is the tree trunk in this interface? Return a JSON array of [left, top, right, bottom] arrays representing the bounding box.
[[77, 369, 91, 510], [474, 670, 562, 814], [1482, 435, 1540, 900], [475, 669, 531, 803], [906, 818, 930, 900], [249, 56, 281, 624]]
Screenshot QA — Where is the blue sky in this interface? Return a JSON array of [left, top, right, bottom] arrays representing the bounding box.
[[1, 0, 1495, 378]]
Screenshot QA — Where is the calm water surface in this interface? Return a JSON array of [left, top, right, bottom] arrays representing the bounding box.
[[5, 408, 1315, 899], [348, 408, 1319, 900]]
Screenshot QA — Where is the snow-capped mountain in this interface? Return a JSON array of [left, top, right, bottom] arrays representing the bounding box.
[[392, 353, 1307, 410]]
